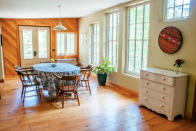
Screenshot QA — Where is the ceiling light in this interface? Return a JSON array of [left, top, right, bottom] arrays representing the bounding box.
[[53, 5, 67, 31]]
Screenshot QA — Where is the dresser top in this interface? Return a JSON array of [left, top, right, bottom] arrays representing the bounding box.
[[141, 68, 188, 77]]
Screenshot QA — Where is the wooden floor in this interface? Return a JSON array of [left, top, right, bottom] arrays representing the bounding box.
[[0, 78, 196, 131]]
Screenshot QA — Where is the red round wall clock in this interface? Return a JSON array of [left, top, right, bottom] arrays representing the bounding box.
[[158, 26, 183, 54]]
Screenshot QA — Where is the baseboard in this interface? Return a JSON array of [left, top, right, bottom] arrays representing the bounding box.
[[91, 73, 138, 97], [185, 112, 192, 119], [0, 79, 4, 83], [106, 81, 138, 97]]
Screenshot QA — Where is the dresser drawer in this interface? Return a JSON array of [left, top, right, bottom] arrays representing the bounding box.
[[140, 95, 156, 110], [140, 79, 173, 95], [140, 95, 170, 113], [140, 87, 171, 104], [141, 71, 176, 86]]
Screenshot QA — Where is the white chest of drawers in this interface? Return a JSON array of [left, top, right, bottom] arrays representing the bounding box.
[[138, 68, 188, 121]]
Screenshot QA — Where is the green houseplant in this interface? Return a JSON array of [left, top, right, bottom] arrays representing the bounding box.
[[93, 57, 116, 86]]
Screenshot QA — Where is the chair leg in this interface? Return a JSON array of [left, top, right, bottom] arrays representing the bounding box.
[[38, 86, 43, 102], [23, 87, 26, 103], [87, 81, 91, 94], [21, 86, 24, 99], [36, 86, 38, 93], [36, 86, 39, 96], [75, 92, 80, 106], [56, 90, 59, 102], [85, 81, 88, 89], [81, 81, 84, 87], [73, 92, 77, 99], [62, 93, 65, 108]]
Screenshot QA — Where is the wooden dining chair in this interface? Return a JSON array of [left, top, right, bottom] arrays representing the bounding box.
[[75, 62, 83, 68], [54, 74, 80, 108], [14, 65, 34, 72], [80, 65, 93, 94], [15, 69, 42, 102], [14, 65, 36, 89]]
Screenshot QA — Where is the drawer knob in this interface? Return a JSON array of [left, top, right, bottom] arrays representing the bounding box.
[[162, 86, 166, 90], [160, 105, 164, 108], [162, 77, 166, 81], [146, 90, 149, 94], [145, 73, 148, 77], [144, 97, 148, 101], [161, 96, 165, 99], [145, 82, 149, 85]]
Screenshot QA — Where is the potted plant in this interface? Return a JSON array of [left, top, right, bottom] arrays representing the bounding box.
[[93, 57, 116, 86]]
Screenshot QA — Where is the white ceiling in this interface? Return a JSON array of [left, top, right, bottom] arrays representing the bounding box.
[[0, 0, 130, 18]]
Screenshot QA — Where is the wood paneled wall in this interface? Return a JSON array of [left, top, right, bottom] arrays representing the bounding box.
[[0, 18, 79, 78]]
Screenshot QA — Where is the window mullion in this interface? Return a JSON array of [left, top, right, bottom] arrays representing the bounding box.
[[58, 33, 61, 55], [92, 25, 94, 63], [96, 25, 97, 64], [64, 33, 67, 55], [127, 8, 130, 73], [94, 25, 96, 64], [112, 14, 114, 66], [107, 15, 110, 60], [182, 0, 184, 17], [116, 13, 119, 67], [133, 7, 137, 72], [174, 0, 176, 18], [96, 24, 99, 64], [94, 25, 95, 64], [69, 33, 71, 54], [141, 6, 145, 69]]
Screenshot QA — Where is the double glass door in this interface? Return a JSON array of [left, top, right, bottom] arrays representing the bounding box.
[[19, 26, 50, 66]]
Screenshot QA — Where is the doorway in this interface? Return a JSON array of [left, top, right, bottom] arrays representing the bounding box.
[[19, 26, 50, 66]]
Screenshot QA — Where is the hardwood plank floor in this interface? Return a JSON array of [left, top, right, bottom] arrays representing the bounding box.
[[0, 78, 196, 131]]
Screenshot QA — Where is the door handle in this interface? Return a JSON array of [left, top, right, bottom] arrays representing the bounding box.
[[34, 51, 37, 56]]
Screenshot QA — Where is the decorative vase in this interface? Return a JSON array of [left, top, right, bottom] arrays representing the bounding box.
[[97, 73, 107, 86], [51, 63, 56, 67], [176, 67, 182, 74]]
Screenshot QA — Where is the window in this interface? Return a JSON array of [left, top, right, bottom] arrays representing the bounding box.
[[38, 29, 48, 58], [126, 3, 150, 75], [106, 12, 119, 67], [22, 29, 33, 59], [56, 32, 75, 56], [165, 0, 191, 21], [90, 24, 100, 65]]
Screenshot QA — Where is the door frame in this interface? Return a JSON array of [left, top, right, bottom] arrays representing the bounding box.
[[17, 25, 51, 66]]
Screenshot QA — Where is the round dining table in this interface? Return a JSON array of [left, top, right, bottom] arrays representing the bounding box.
[[33, 63, 81, 98]]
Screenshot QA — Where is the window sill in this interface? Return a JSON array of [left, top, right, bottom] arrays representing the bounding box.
[[121, 72, 140, 79], [164, 17, 189, 22]]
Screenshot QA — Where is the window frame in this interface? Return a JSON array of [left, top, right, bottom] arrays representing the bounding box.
[[106, 11, 119, 68], [56, 32, 76, 56], [90, 23, 100, 65], [125, 2, 150, 76], [163, 0, 191, 22]]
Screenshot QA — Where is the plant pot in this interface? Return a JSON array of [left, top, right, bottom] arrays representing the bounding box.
[[97, 73, 107, 86]]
